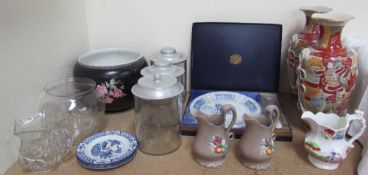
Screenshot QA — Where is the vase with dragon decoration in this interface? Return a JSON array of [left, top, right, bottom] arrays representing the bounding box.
[[298, 12, 357, 116], [301, 111, 365, 170], [287, 6, 332, 95]]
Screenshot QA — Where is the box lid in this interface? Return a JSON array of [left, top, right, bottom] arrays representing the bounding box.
[[191, 22, 282, 92]]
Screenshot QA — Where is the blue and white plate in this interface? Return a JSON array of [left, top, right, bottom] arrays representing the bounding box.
[[76, 130, 138, 170], [190, 91, 262, 128]]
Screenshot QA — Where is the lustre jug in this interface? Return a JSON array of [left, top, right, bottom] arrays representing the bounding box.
[[192, 104, 236, 168], [302, 110, 366, 170], [238, 105, 280, 170]]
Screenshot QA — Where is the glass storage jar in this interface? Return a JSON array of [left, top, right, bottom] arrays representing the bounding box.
[[38, 77, 105, 145], [150, 47, 188, 97], [132, 74, 183, 155], [140, 59, 185, 88]]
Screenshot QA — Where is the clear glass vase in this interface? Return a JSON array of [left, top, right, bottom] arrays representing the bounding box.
[[38, 77, 105, 145]]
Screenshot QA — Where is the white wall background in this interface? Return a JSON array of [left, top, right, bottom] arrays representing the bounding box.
[[0, 0, 367, 173], [0, 0, 89, 173]]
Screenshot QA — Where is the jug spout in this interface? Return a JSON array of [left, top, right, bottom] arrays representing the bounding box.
[[301, 111, 319, 131], [14, 113, 47, 138], [193, 111, 225, 127], [193, 112, 207, 125]]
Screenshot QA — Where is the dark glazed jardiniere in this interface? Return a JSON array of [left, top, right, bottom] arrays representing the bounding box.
[[74, 48, 147, 112]]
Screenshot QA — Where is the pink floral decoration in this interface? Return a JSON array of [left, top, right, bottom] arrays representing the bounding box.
[[112, 87, 123, 98], [95, 84, 108, 97], [212, 136, 222, 145], [95, 78, 126, 104]]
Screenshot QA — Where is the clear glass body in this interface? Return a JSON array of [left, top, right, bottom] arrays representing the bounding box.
[[175, 61, 187, 96], [14, 113, 72, 171], [38, 78, 105, 145], [134, 95, 182, 155], [17, 131, 62, 171]]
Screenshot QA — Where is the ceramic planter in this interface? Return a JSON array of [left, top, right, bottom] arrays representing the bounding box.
[[74, 48, 147, 112]]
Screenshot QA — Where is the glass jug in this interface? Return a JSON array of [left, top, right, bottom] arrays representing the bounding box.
[[132, 74, 183, 155], [38, 77, 105, 145], [14, 113, 72, 171]]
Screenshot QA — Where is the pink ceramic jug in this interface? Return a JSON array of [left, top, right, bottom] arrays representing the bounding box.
[[238, 105, 280, 170], [192, 104, 237, 168]]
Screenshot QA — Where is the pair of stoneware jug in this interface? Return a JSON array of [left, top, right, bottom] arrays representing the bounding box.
[[192, 104, 280, 169]]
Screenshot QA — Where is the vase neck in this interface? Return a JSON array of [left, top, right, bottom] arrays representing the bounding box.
[[302, 16, 322, 41], [318, 25, 344, 50]]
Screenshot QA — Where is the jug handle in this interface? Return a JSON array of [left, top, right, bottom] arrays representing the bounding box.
[[347, 111, 366, 147], [265, 105, 280, 130], [221, 104, 237, 137]]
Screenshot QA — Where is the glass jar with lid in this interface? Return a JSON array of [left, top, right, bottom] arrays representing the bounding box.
[[132, 74, 183, 155], [150, 47, 187, 67], [150, 47, 188, 96], [140, 59, 185, 92]]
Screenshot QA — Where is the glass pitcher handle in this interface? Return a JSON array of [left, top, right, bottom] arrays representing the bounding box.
[[347, 110, 366, 147]]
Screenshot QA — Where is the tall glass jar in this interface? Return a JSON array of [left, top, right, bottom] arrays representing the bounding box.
[[38, 77, 105, 145], [132, 74, 183, 155], [287, 6, 331, 95]]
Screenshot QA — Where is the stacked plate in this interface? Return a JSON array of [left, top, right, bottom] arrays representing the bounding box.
[[76, 130, 138, 170]]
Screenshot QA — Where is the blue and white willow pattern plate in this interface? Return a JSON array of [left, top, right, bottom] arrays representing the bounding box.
[[190, 91, 261, 128], [76, 130, 138, 170]]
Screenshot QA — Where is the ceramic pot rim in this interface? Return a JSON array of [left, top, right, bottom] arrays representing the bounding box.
[[78, 48, 144, 70], [44, 77, 96, 98]]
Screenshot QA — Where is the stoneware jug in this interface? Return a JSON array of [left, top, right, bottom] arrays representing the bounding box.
[[238, 105, 280, 170], [192, 104, 237, 168], [302, 110, 366, 170]]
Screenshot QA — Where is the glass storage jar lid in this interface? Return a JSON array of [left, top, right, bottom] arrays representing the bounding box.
[[140, 60, 184, 78], [132, 74, 183, 100], [150, 47, 187, 64]]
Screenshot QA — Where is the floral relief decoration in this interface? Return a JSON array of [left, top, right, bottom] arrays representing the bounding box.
[[95, 78, 126, 104], [260, 137, 276, 156], [321, 128, 344, 140], [209, 136, 228, 155]]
